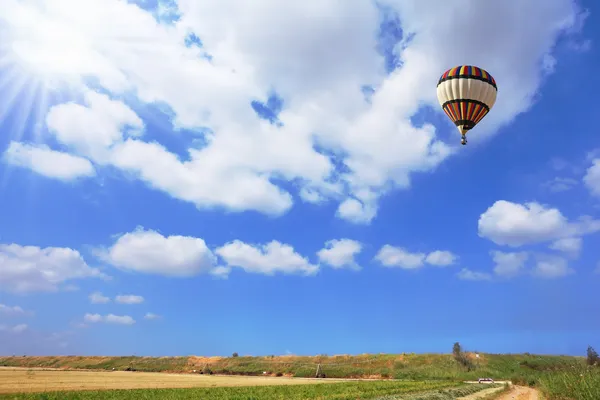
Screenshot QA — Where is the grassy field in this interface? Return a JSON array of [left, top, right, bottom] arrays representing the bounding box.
[[0, 379, 485, 400], [538, 368, 600, 400], [1, 353, 599, 399], [0, 353, 586, 381]]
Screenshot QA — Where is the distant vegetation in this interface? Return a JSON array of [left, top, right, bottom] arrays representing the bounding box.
[[0, 350, 584, 382], [1, 344, 599, 399]]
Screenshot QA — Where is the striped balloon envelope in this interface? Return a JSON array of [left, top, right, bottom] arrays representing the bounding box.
[[436, 65, 497, 145]]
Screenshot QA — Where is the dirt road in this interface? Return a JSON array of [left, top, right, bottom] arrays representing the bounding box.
[[458, 384, 540, 400], [495, 386, 539, 400]]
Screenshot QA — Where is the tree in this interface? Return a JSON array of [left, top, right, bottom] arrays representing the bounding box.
[[587, 346, 599, 366], [452, 342, 462, 357], [232, 352, 239, 358], [452, 342, 474, 371]]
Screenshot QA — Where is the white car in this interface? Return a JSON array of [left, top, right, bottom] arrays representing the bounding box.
[[478, 378, 494, 383]]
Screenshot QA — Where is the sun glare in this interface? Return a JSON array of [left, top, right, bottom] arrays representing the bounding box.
[[8, 18, 92, 87], [0, 8, 93, 148]]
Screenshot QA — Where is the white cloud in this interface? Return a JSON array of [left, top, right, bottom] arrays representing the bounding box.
[[425, 250, 457, 267], [144, 312, 161, 320], [216, 240, 319, 276], [84, 313, 135, 325], [336, 198, 378, 225], [299, 188, 326, 205], [492, 251, 529, 278], [0, 0, 585, 224], [97, 227, 217, 277], [457, 268, 492, 281], [478, 200, 600, 247], [115, 294, 144, 305], [543, 176, 578, 192], [533, 255, 574, 279], [210, 266, 232, 279], [374, 245, 457, 269], [89, 291, 110, 304], [583, 159, 600, 197], [0, 324, 28, 333], [0, 243, 106, 294], [83, 313, 102, 323], [375, 245, 425, 269], [3, 142, 95, 181], [317, 239, 362, 270], [549, 237, 582, 258], [45, 90, 144, 162], [0, 304, 30, 317]]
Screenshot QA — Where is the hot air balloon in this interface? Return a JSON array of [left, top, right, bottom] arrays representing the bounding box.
[[436, 65, 497, 145]]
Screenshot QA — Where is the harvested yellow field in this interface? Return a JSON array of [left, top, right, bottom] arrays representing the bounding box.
[[0, 368, 340, 394]]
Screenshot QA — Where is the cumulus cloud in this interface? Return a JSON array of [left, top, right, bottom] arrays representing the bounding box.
[[0, 304, 31, 317], [543, 176, 578, 192], [97, 227, 217, 277], [0, 243, 106, 294], [0, 324, 28, 333], [478, 200, 600, 247], [216, 240, 319, 276], [97, 228, 336, 278], [317, 239, 362, 270], [3, 142, 95, 181], [374, 245, 457, 269], [115, 294, 144, 305], [84, 313, 135, 325], [456, 269, 492, 281], [492, 251, 529, 278], [89, 291, 110, 304], [0, 0, 587, 224], [425, 251, 457, 267], [584, 159, 600, 197], [45, 90, 144, 162], [144, 312, 161, 320], [375, 246, 425, 269], [549, 237, 582, 258], [533, 255, 574, 279]]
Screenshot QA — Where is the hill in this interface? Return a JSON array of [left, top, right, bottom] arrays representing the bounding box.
[[0, 352, 585, 385]]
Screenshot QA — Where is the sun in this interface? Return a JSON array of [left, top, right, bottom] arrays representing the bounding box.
[[5, 12, 94, 89], [0, 5, 97, 144]]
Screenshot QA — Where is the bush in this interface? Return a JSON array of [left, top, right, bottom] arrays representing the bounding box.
[[452, 342, 474, 371], [232, 352, 239, 358], [587, 346, 599, 366]]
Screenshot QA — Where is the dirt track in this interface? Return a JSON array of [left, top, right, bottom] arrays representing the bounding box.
[[458, 384, 540, 400], [495, 386, 539, 400]]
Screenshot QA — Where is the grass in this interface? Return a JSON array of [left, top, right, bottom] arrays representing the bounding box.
[[0, 380, 469, 399], [538, 367, 600, 400], [0, 353, 585, 382], [373, 384, 501, 399], [2, 352, 597, 398]]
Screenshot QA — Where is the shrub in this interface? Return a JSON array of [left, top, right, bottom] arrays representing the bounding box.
[[587, 346, 599, 366]]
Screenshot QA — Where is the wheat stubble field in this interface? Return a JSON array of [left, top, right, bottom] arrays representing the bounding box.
[[0, 367, 345, 393]]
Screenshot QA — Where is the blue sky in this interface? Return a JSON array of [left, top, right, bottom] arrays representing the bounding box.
[[0, 0, 599, 357]]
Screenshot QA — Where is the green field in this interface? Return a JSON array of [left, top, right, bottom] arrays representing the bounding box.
[[538, 369, 600, 400], [0, 381, 490, 400], [0, 352, 586, 382], [2, 352, 599, 399]]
